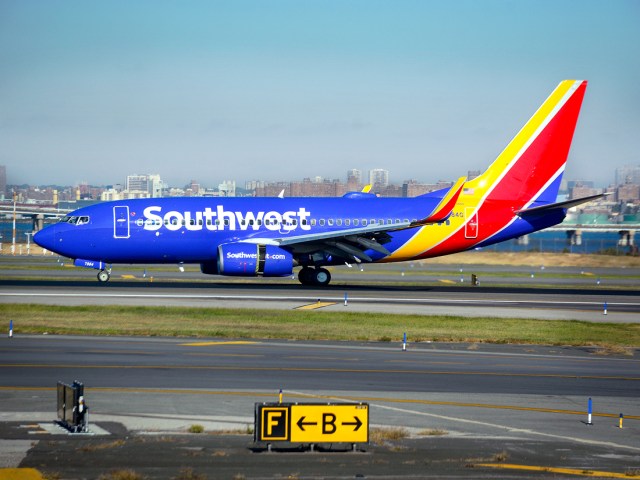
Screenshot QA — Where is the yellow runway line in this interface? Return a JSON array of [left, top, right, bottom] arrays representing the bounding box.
[[478, 463, 640, 478], [0, 469, 44, 480], [295, 302, 337, 310]]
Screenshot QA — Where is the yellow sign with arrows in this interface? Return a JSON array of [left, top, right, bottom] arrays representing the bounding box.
[[255, 403, 369, 444]]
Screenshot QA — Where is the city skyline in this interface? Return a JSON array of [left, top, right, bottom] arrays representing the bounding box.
[[1, 1, 639, 188], [4, 164, 639, 194]]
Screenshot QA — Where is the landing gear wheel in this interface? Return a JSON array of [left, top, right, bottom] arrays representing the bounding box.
[[298, 267, 314, 286], [313, 268, 331, 287], [97, 270, 110, 283]]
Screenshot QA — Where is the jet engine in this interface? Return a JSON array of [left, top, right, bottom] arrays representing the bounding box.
[[217, 243, 293, 277]]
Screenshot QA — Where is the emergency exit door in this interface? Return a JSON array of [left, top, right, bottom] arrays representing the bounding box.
[[113, 206, 130, 239]]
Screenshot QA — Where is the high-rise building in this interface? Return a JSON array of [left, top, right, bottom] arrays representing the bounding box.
[[126, 174, 150, 193], [368, 169, 389, 188], [218, 180, 236, 197], [347, 169, 361, 184], [615, 165, 640, 185], [148, 174, 164, 197], [0, 165, 6, 199], [125, 174, 163, 197]]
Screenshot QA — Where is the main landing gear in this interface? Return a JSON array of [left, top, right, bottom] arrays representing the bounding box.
[[97, 269, 111, 283], [298, 267, 331, 287]]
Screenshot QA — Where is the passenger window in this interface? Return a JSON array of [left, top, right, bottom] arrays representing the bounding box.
[[311, 219, 316, 226], [336, 219, 342, 226], [345, 219, 350, 226], [319, 219, 325, 226], [328, 219, 334, 226], [353, 219, 359, 226], [224, 219, 229, 226], [362, 219, 367, 226]]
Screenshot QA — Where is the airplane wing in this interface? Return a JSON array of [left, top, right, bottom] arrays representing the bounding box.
[[242, 177, 466, 262]]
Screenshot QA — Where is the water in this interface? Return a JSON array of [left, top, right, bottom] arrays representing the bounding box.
[[481, 230, 630, 255]]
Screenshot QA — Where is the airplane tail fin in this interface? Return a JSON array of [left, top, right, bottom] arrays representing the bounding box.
[[462, 80, 587, 210]]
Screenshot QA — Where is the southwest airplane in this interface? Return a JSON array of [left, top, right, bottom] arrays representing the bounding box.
[[35, 80, 602, 286]]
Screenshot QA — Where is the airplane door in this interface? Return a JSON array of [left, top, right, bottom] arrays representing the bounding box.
[[464, 207, 478, 239], [113, 206, 130, 239]]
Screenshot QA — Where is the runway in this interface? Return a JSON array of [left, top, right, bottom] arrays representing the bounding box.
[[2, 278, 639, 322], [1, 335, 639, 478]]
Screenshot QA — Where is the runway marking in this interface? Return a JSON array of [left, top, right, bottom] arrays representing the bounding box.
[[295, 301, 337, 310], [290, 391, 640, 452], [0, 469, 44, 480], [289, 393, 640, 421], [179, 341, 258, 346], [120, 275, 136, 279], [2, 364, 639, 383], [477, 463, 640, 478], [4, 292, 639, 310], [439, 279, 456, 284], [3, 386, 639, 422]]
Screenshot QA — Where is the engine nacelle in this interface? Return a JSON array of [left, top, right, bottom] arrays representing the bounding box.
[[217, 243, 293, 277]]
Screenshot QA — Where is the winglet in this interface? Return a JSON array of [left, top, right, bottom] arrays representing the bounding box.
[[361, 184, 372, 193], [414, 176, 466, 225]]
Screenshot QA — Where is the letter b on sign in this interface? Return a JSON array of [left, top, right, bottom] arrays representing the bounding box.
[[322, 413, 337, 434]]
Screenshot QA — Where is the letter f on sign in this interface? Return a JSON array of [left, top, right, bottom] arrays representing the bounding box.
[[267, 411, 283, 435]]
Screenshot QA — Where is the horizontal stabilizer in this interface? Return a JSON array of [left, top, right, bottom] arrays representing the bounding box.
[[516, 193, 611, 216]]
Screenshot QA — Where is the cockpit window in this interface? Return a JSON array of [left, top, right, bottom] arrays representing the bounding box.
[[59, 216, 90, 225]]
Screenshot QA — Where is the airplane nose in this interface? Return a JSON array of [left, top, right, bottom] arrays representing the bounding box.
[[33, 226, 57, 251]]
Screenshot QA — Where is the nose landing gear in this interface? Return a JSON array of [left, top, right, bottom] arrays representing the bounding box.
[[97, 270, 110, 283]]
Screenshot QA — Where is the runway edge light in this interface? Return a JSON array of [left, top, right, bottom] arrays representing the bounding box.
[[587, 398, 593, 426], [9, 319, 13, 338]]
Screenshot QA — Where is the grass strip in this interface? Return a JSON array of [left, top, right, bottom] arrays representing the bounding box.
[[1, 304, 638, 348]]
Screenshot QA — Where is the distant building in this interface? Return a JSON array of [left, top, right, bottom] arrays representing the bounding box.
[[218, 180, 236, 197], [467, 170, 482, 180], [569, 182, 600, 200], [124, 173, 163, 198], [617, 183, 640, 203], [615, 165, 640, 185], [0, 165, 6, 199], [245, 180, 265, 192], [368, 169, 389, 189], [402, 180, 452, 197]]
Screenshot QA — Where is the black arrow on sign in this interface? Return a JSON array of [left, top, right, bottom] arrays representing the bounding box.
[[296, 416, 318, 431], [341, 416, 363, 431]]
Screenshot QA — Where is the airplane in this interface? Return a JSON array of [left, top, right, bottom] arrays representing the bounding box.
[[34, 79, 604, 286]]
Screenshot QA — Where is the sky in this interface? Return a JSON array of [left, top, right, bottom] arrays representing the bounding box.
[[1, 0, 639, 188]]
